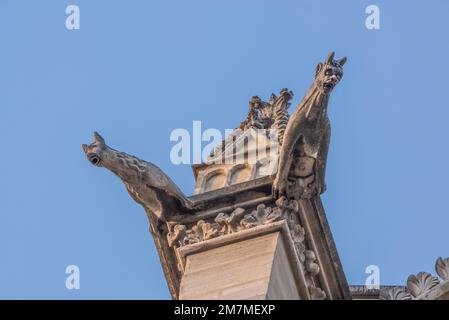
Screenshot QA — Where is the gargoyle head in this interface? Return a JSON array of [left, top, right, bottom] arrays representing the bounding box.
[[82, 132, 109, 167], [315, 52, 347, 94]]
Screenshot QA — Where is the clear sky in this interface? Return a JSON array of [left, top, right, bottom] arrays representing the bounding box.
[[1, 0, 448, 299]]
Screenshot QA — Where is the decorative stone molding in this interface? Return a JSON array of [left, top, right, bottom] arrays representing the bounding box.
[[166, 224, 187, 248], [382, 287, 413, 300], [167, 197, 306, 255], [305, 250, 320, 277], [276, 197, 326, 300], [240, 204, 283, 229], [290, 224, 306, 262], [350, 285, 405, 300], [166, 197, 328, 299], [436, 257, 449, 281], [383, 256, 449, 300], [309, 286, 327, 300], [305, 249, 326, 300], [407, 272, 439, 297], [177, 220, 310, 299], [167, 204, 285, 249]]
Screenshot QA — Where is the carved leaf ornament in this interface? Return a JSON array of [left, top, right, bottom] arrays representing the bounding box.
[[383, 257, 449, 299]]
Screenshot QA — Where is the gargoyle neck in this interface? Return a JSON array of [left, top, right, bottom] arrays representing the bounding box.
[[301, 84, 330, 122], [103, 148, 144, 184]]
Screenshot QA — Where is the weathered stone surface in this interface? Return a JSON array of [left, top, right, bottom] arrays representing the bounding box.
[[83, 53, 351, 300], [167, 204, 284, 248], [178, 226, 305, 300], [192, 89, 293, 194], [193, 131, 278, 194], [273, 52, 346, 199], [179, 232, 281, 299]]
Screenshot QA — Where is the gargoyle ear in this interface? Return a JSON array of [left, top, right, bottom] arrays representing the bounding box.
[[315, 63, 323, 77], [82, 144, 89, 153], [93, 131, 105, 145], [325, 52, 335, 64], [338, 56, 347, 66]]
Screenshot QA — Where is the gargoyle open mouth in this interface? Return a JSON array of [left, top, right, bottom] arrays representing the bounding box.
[[323, 82, 334, 90], [88, 154, 101, 166]]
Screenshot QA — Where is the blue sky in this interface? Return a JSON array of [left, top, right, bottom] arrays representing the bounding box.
[[1, 0, 448, 299]]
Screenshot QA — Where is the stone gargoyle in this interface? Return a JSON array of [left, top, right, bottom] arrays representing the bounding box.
[[82, 132, 194, 235], [273, 52, 346, 199]]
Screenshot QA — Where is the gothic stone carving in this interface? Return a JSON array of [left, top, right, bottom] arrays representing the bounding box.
[[168, 197, 326, 299], [218, 88, 293, 152], [167, 204, 284, 247], [83, 53, 347, 234], [382, 287, 413, 300], [192, 89, 293, 194], [436, 257, 449, 281], [273, 52, 346, 200], [83, 53, 347, 300], [407, 272, 439, 297], [82, 132, 194, 235], [382, 257, 449, 300]]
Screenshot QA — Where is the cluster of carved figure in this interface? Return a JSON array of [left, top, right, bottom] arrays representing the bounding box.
[[383, 257, 449, 300], [238, 89, 293, 139], [166, 204, 282, 247], [167, 197, 326, 299], [206, 88, 292, 165]]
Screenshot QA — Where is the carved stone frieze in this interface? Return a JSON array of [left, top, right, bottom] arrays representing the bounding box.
[[407, 272, 439, 297], [239, 204, 283, 229], [214, 208, 247, 234], [167, 197, 327, 299], [166, 224, 187, 248], [167, 204, 284, 248], [382, 287, 413, 300]]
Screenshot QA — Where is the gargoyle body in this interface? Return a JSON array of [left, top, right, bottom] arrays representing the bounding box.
[[273, 52, 346, 199], [82, 132, 193, 234]]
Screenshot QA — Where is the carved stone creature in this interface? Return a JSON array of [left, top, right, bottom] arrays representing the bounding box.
[[273, 52, 346, 199], [209, 89, 293, 162], [82, 132, 193, 234]]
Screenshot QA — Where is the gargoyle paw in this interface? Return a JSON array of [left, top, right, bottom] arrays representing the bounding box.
[[272, 177, 287, 199]]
